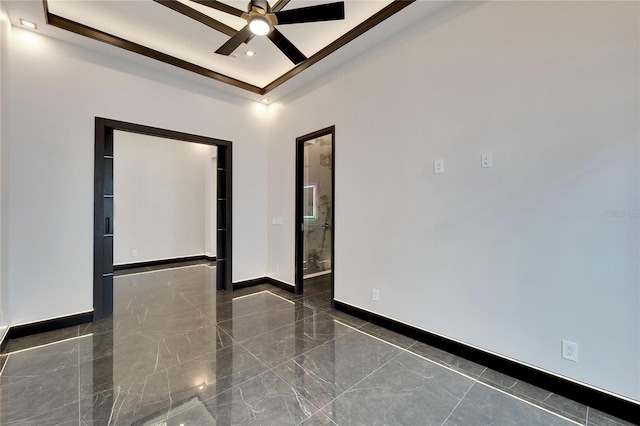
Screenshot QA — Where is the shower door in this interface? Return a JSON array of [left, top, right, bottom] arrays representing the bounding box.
[[295, 126, 335, 295]]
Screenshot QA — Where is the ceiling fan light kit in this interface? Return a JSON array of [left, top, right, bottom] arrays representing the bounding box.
[[192, 0, 345, 65], [248, 15, 271, 35]]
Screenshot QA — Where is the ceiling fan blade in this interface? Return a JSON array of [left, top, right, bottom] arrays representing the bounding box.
[[190, 0, 245, 17], [153, 0, 236, 37], [267, 28, 307, 64], [275, 2, 344, 25], [215, 25, 253, 55]]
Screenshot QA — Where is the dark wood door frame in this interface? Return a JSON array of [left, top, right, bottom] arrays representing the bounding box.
[[295, 126, 335, 297], [93, 117, 233, 320]]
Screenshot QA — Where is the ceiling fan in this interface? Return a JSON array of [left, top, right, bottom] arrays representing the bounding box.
[[190, 0, 346, 65]]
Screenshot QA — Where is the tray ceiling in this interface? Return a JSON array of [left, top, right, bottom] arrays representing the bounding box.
[[36, 0, 414, 94]]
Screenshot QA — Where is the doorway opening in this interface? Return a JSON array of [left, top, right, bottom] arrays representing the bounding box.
[[295, 126, 335, 298], [93, 118, 232, 320]]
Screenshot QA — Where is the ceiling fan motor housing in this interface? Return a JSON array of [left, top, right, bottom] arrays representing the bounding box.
[[206, 0, 346, 64], [249, 0, 271, 14]]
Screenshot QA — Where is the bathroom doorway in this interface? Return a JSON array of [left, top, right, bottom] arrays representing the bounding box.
[[295, 126, 335, 298]]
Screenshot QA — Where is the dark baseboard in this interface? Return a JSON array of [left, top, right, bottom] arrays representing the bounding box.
[[266, 277, 295, 293], [231, 276, 295, 293], [205, 256, 217, 262], [114, 255, 210, 271], [232, 277, 268, 290], [8, 311, 94, 340], [333, 301, 639, 424]]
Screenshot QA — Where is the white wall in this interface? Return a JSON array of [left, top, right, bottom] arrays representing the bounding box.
[[0, 3, 10, 340], [267, 1, 640, 401], [113, 132, 216, 265], [7, 27, 268, 325]]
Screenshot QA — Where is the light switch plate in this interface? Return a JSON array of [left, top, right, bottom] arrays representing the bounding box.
[[481, 153, 492, 168], [434, 159, 444, 174]]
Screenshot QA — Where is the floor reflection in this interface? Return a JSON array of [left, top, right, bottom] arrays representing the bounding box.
[[0, 265, 631, 426]]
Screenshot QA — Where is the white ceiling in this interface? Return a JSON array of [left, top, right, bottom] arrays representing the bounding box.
[[4, 0, 461, 102], [45, 0, 394, 88]]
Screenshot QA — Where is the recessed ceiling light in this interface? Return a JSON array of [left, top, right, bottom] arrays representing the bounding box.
[[245, 50, 256, 57], [229, 53, 238, 59], [260, 98, 270, 104], [19, 19, 37, 30]]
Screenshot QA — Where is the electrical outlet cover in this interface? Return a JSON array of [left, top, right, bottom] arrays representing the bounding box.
[[562, 340, 579, 362]]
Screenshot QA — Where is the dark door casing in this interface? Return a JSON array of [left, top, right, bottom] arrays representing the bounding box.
[[93, 118, 233, 320], [295, 126, 335, 298]]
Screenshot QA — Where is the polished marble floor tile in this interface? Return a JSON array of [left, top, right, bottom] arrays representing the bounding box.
[[1, 365, 79, 424], [478, 368, 588, 424], [323, 308, 369, 329], [297, 290, 333, 312], [6, 400, 80, 426], [301, 411, 338, 426], [218, 303, 314, 342], [0, 264, 634, 426], [240, 312, 354, 368], [3, 325, 79, 354], [407, 341, 486, 379], [1, 338, 79, 380], [113, 259, 214, 276], [166, 370, 318, 425], [272, 327, 402, 411], [301, 275, 332, 296], [446, 383, 576, 425], [323, 351, 473, 425]]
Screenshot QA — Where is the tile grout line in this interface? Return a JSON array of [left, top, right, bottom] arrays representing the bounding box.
[[585, 406, 589, 425], [184, 290, 304, 333], [335, 321, 477, 382], [231, 289, 271, 300], [340, 323, 585, 426], [264, 290, 296, 304], [312, 347, 408, 422], [78, 337, 81, 426], [440, 380, 477, 426], [234, 317, 364, 423], [162, 346, 274, 423], [0, 353, 9, 376], [114, 262, 210, 278], [181, 287, 332, 365], [477, 381, 583, 426], [215, 299, 328, 347], [1, 334, 93, 357], [264, 335, 354, 420], [163, 343, 290, 423], [176, 291, 218, 326]]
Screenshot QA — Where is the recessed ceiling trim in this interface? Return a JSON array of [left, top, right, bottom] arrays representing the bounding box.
[[271, 0, 291, 13], [151, 0, 238, 37], [262, 0, 415, 93], [41, 0, 415, 95], [43, 2, 263, 94]]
